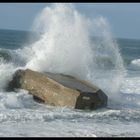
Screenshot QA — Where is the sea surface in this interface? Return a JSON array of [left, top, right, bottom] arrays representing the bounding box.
[[0, 4, 140, 137]]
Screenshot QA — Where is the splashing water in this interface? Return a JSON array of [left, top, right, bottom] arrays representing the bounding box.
[[0, 58, 15, 91], [0, 3, 126, 104], [21, 3, 126, 101], [25, 4, 93, 79]]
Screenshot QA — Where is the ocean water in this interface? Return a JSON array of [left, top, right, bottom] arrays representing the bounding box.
[[0, 4, 140, 137]]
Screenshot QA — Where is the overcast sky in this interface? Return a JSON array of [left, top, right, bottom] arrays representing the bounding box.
[[0, 3, 140, 39]]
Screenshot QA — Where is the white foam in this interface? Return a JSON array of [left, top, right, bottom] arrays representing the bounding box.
[[128, 59, 140, 70], [0, 60, 15, 90], [0, 89, 38, 110]]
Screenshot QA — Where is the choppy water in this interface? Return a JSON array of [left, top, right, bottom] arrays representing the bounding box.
[[0, 4, 140, 137]]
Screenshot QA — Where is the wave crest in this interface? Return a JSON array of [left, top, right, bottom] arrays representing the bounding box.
[[129, 59, 140, 70]]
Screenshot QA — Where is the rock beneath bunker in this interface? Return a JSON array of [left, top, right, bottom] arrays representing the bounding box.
[[7, 69, 108, 110]]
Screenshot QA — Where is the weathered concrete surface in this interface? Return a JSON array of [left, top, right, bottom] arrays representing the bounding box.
[[7, 69, 108, 110]]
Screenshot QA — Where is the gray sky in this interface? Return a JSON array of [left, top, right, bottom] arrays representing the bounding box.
[[0, 3, 140, 39]]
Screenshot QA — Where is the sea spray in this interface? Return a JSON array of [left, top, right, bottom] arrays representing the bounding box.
[[22, 3, 126, 102], [0, 58, 15, 90], [88, 17, 126, 100], [25, 3, 93, 80]]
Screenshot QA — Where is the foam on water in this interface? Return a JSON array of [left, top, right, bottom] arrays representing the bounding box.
[[128, 59, 140, 70], [0, 59, 15, 90]]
